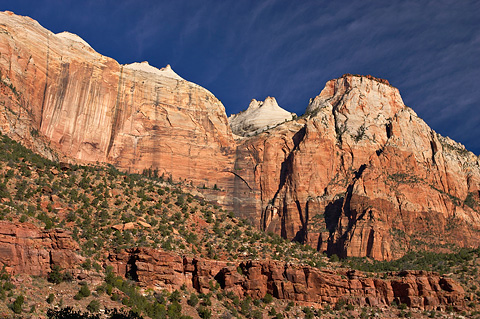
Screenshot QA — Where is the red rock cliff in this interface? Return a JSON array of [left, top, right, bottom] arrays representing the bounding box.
[[1, 12, 480, 261], [233, 75, 480, 260], [109, 247, 466, 311], [0, 11, 235, 194], [0, 221, 81, 276]]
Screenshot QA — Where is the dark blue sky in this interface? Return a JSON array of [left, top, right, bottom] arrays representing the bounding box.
[[2, 0, 479, 154]]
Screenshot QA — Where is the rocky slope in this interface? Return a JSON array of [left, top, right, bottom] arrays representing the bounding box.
[[0, 129, 478, 318], [0, 220, 468, 313], [228, 97, 296, 137], [1, 11, 480, 262]]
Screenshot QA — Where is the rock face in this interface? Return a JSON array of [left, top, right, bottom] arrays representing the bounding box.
[[0, 221, 81, 276], [0, 223, 466, 311], [228, 97, 296, 136], [0, 11, 235, 193], [1, 12, 480, 261], [233, 74, 480, 260], [109, 247, 466, 311]]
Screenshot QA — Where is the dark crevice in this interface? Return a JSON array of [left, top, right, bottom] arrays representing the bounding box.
[[214, 271, 225, 289], [326, 163, 368, 257], [366, 228, 375, 257], [126, 254, 139, 282], [316, 233, 323, 252], [226, 170, 252, 190], [386, 123, 393, 139], [430, 140, 438, 164], [272, 125, 306, 203], [325, 197, 344, 233]]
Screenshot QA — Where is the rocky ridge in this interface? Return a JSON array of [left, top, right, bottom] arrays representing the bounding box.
[[233, 74, 480, 260], [0, 220, 467, 312], [0, 131, 478, 317]]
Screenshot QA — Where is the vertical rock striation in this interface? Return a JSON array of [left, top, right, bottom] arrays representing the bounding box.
[[0, 11, 235, 196], [233, 75, 480, 260], [1, 11, 480, 260]]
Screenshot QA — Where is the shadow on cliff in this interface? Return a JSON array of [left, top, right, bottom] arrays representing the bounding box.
[[325, 164, 367, 258]]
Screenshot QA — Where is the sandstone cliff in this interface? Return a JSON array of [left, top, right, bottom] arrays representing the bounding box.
[[233, 74, 480, 260], [228, 97, 296, 137], [0, 11, 235, 194], [0, 221, 81, 276], [109, 247, 466, 311], [1, 11, 480, 261]]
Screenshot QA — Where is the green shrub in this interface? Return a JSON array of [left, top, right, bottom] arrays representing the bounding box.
[[74, 283, 91, 300], [86, 300, 100, 313], [11, 295, 24, 314], [46, 293, 55, 304], [187, 293, 198, 307], [197, 305, 211, 319], [48, 265, 64, 284], [263, 293, 273, 304]]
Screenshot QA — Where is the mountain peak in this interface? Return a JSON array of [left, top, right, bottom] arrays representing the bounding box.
[[306, 73, 403, 117], [229, 97, 296, 137]]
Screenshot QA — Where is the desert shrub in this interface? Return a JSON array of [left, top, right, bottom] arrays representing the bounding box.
[[187, 293, 198, 307], [197, 306, 211, 319], [74, 283, 91, 300], [86, 300, 100, 313], [263, 293, 273, 304], [11, 295, 24, 314], [48, 265, 65, 284]]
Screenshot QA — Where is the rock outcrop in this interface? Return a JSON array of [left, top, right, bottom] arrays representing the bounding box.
[[0, 221, 81, 276], [0, 222, 466, 311], [109, 247, 466, 311], [228, 97, 296, 136]]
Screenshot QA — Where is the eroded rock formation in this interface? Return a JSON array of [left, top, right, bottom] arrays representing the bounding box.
[[233, 75, 480, 260], [1, 11, 480, 261], [109, 247, 466, 311], [0, 221, 81, 276], [0, 222, 466, 310], [0, 11, 235, 195]]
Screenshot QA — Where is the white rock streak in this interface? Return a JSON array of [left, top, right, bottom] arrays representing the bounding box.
[[55, 31, 92, 48], [124, 62, 184, 81]]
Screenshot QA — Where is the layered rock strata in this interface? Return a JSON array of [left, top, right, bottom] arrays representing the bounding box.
[[0, 221, 81, 276], [110, 247, 465, 311], [233, 75, 480, 260], [0, 221, 465, 310]]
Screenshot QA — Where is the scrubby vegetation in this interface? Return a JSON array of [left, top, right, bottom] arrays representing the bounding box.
[[0, 132, 324, 266], [1, 132, 480, 318]]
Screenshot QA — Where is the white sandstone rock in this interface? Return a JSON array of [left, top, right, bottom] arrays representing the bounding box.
[[229, 97, 296, 137], [124, 62, 184, 80]]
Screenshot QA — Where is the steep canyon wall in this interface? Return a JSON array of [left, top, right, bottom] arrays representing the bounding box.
[[1, 11, 480, 260]]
